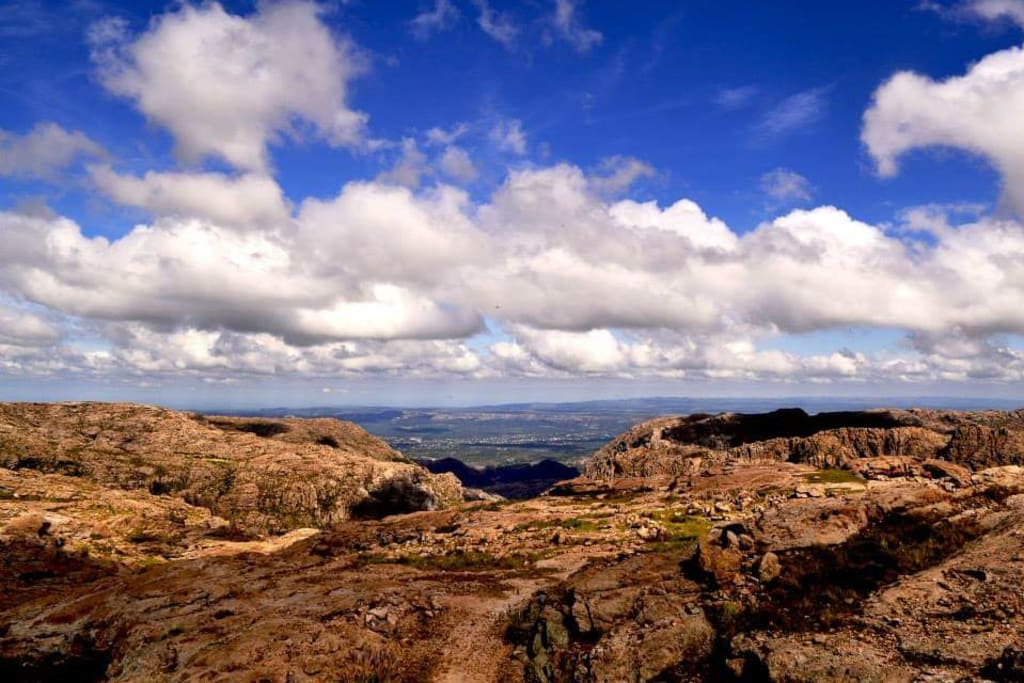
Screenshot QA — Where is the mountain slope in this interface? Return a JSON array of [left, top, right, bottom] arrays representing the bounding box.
[[586, 407, 1024, 479], [0, 402, 462, 535]]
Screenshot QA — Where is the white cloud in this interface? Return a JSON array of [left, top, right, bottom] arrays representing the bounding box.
[[4, 146, 1024, 383], [968, 0, 1024, 27], [491, 327, 882, 381], [588, 156, 655, 196], [89, 1, 367, 172], [409, 0, 460, 40], [0, 301, 61, 347], [757, 88, 828, 138], [549, 0, 603, 54], [608, 196, 737, 251], [90, 166, 291, 226], [438, 146, 478, 182], [425, 122, 470, 146], [95, 325, 488, 379], [489, 118, 527, 154], [0, 123, 104, 179], [863, 43, 1024, 215], [377, 138, 429, 189], [760, 168, 813, 203], [0, 180, 487, 346], [472, 0, 519, 49]]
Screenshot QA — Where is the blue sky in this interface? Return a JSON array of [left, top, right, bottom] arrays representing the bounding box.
[[1, 0, 1024, 407], [3, 1, 1013, 228]]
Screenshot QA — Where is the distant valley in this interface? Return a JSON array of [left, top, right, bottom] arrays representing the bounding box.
[[233, 396, 1024, 468]]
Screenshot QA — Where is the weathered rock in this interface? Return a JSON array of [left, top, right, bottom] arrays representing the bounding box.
[[697, 537, 743, 585], [586, 407, 1024, 481], [922, 458, 973, 486], [757, 551, 781, 583], [0, 403, 463, 534]]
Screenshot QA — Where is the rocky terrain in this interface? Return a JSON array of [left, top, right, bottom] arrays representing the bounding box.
[[0, 403, 463, 538], [587, 407, 1024, 478], [1, 403, 1023, 682]]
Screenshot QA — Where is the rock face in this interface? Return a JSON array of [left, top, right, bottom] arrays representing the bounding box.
[[586, 407, 1024, 479], [0, 402, 462, 535]]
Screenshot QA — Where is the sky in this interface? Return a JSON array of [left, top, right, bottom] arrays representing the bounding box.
[[1, 0, 1024, 408]]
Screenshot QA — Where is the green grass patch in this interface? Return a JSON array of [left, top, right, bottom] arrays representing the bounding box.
[[802, 469, 866, 486], [514, 517, 601, 533], [641, 511, 711, 553]]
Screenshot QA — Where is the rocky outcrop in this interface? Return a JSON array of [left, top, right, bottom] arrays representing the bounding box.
[[507, 466, 1024, 682], [587, 407, 1024, 479], [0, 403, 462, 534]]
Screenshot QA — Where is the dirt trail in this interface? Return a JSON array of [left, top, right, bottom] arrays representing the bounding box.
[[432, 554, 586, 683]]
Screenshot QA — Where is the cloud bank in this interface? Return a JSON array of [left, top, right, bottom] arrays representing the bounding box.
[[4, 160, 1024, 383]]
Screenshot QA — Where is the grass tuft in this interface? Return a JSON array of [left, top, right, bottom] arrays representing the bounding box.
[[802, 469, 866, 485]]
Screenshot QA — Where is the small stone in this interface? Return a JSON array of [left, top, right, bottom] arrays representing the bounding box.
[[725, 657, 746, 678], [757, 552, 781, 584]]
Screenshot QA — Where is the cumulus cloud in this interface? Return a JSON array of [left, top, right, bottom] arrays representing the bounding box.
[[377, 138, 430, 189], [0, 123, 104, 179], [437, 146, 478, 182], [19, 162, 1024, 348], [89, 1, 367, 172], [425, 122, 469, 146], [863, 43, 1024, 215], [968, 0, 1024, 27], [548, 0, 603, 54], [4, 149, 1024, 383], [0, 180, 487, 346], [0, 301, 61, 347], [0, 322, 488, 381], [489, 118, 527, 154], [588, 156, 655, 196], [90, 166, 291, 226], [409, 0, 460, 40], [760, 168, 813, 203], [472, 0, 519, 49], [491, 327, 879, 381]]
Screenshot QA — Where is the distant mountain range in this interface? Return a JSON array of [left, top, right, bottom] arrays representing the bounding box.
[[222, 395, 1024, 420], [218, 396, 1023, 470]]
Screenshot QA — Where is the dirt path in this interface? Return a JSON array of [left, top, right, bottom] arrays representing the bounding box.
[[432, 555, 586, 683]]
